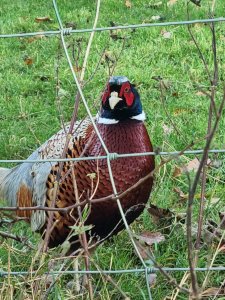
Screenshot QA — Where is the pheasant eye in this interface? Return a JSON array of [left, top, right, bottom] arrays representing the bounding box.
[[124, 87, 130, 93]]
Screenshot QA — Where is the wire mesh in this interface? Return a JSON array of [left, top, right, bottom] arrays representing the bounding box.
[[0, 0, 225, 299]]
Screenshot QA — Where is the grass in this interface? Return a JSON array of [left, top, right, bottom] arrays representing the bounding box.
[[1, 0, 225, 299]]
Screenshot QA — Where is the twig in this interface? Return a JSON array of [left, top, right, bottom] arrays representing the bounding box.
[[185, 8, 222, 298], [195, 20, 218, 251], [0, 230, 34, 250], [186, 87, 225, 299]]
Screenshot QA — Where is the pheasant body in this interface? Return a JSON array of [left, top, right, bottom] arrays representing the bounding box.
[[0, 76, 154, 251]]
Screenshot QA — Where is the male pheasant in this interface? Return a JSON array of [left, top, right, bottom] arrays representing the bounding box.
[[0, 76, 154, 251]]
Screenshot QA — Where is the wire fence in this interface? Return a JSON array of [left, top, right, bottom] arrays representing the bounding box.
[[1, 1, 225, 299]]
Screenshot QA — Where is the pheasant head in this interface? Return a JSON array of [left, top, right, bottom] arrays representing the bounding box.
[[99, 76, 145, 123]]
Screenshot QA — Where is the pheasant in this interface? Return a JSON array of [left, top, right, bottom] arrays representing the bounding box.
[[0, 76, 155, 252]]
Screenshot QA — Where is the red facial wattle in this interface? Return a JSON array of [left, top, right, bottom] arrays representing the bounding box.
[[119, 82, 134, 107]]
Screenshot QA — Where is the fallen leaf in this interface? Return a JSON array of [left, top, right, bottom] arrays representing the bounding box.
[[185, 157, 200, 172], [148, 204, 173, 224], [24, 57, 33, 65], [162, 124, 173, 135], [173, 108, 191, 116], [125, 0, 132, 8], [172, 166, 182, 178], [167, 0, 177, 6], [137, 231, 165, 246], [161, 30, 172, 39], [176, 158, 211, 175], [35, 16, 53, 22], [134, 240, 149, 260]]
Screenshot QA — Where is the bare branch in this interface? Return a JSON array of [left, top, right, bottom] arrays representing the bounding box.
[[0, 230, 34, 250]]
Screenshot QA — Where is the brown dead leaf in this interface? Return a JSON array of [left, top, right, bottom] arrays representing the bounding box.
[[173, 108, 191, 116], [177, 158, 211, 174], [172, 166, 182, 178], [167, 0, 178, 6], [185, 158, 200, 172], [35, 16, 53, 23], [134, 240, 149, 260], [24, 57, 33, 65], [125, 0, 132, 8], [137, 231, 165, 246], [148, 204, 173, 224]]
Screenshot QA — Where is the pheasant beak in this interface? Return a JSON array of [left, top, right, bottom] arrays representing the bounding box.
[[109, 91, 123, 110]]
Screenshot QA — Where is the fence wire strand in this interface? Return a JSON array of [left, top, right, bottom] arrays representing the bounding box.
[[0, 149, 225, 164], [1, 17, 225, 38], [0, 0, 225, 299]]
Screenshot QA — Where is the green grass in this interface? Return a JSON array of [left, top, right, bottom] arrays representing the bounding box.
[[1, 0, 225, 299]]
